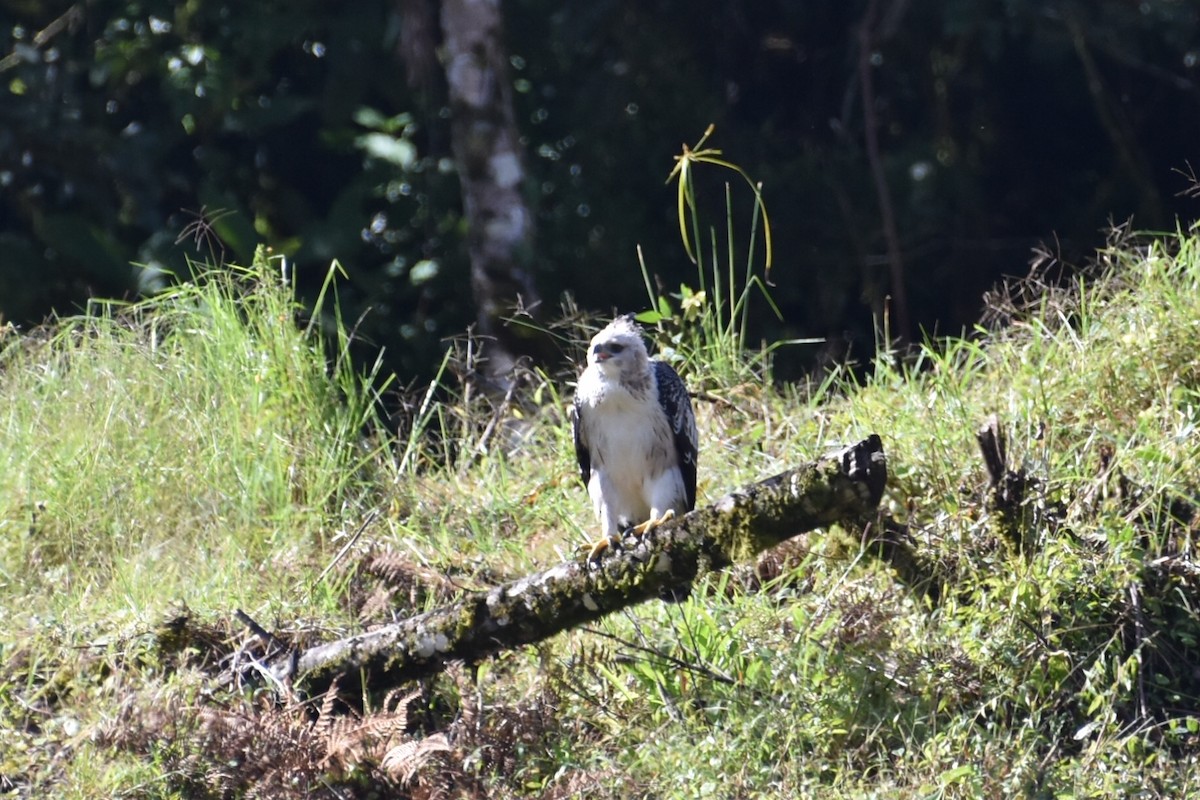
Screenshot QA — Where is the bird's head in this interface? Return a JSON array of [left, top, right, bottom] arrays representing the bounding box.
[[586, 314, 649, 380]]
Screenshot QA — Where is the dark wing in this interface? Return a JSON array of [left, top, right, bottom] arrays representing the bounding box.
[[652, 360, 699, 510], [572, 392, 591, 488]]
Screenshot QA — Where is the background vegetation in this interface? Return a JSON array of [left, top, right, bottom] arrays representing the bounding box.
[[5, 1, 1200, 796], [3, 0, 1199, 379], [4, 225, 1200, 796]]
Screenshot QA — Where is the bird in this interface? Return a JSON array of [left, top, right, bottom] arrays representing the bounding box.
[[572, 314, 698, 562]]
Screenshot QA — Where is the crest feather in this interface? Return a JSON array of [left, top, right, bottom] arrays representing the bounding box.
[[600, 313, 642, 337]]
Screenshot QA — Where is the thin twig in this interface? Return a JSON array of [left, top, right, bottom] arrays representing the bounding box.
[[1127, 582, 1149, 723], [857, 0, 911, 341], [235, 607, 286, 651], [690, 390, 738, 409], [461, 366, 521, 474], [0, 5, 82, 72], [315, 509, 380, 587], [242, 650, 297, 700]]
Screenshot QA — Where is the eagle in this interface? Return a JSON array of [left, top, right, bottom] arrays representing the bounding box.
[[572, 315, 699, 560]]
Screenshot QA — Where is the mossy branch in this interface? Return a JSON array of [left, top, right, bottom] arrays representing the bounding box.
[[267, 435, 888, 695]]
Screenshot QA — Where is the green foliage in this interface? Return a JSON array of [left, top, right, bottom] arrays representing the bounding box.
[[664, 124, 773, 276], [0, 251, 387, 618], [635, 126, 811, 388], [8, 225, 1200, 796], [0, 0, 462, 376], [540, 226, 1200, 797], [0, 254, 395, 795], [4, 1, 1200, 384]]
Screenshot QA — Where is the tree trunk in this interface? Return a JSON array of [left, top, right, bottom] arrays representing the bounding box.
[[266, 435, 889, 695], [439, 0, 542, 380]]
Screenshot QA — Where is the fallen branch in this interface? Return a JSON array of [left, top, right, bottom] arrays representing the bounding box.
[[266, 435, 888, 695]]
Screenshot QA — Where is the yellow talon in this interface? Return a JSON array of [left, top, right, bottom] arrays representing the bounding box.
[[629, 509, 675, 538], [583, 534, 619, 563], [582, 510, 677, 564]]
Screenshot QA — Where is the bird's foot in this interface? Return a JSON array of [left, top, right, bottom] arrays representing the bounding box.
[[582, 534, 622, 564], [628, 509, 675, 539], [581, 510, 676, 564]]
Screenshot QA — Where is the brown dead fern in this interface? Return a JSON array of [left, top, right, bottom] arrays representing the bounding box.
[[348, 550, 462, 624], [98, 678, 470, 799], [321, 685, 459, 793]]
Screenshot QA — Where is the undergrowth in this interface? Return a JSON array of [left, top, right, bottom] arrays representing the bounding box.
[[4, 207, 1200, 797]]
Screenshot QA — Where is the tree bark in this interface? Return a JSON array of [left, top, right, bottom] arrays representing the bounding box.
[[439, 0, 542, 380], [267, 435, 889, 695]]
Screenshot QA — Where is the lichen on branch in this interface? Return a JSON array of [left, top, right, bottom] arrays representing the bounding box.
[[267, 435, 888, 695]]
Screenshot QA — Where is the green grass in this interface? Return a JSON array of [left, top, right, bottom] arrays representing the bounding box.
[[5, 228, 1200, 797]]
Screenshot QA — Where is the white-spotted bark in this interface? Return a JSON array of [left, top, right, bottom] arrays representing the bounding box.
[[265, 436, 890, 695]]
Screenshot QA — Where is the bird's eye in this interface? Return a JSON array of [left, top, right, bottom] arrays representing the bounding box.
[[608, 343, 625, 354]]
